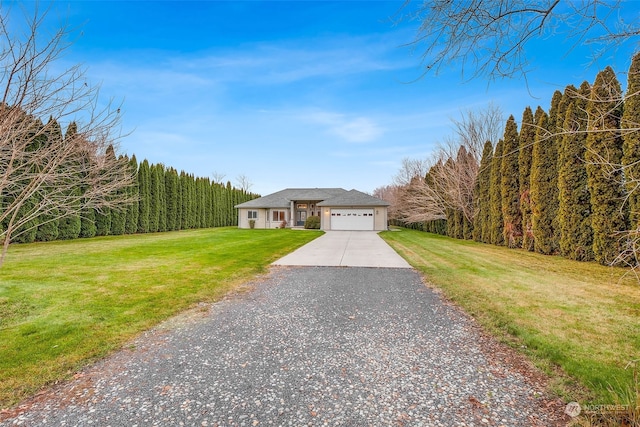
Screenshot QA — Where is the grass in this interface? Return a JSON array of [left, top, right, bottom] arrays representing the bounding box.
[[380, 228, 640, 405], [0, 227, 322, 409]]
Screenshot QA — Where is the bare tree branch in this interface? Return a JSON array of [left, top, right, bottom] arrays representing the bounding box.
[[0, 6, 134, 266], [398, 0, 639, 80]]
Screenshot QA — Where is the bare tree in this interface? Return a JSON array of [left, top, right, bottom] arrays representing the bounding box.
[[373, 184, 402, 221], [0, 6, 134, 266], [211, 171, 226, 183], [399, 0, 640, 80], [235, 174, 253, 192], [391, 104, 503, 226]]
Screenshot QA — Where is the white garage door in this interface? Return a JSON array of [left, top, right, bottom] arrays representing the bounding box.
[[330, 209, 374, 230]]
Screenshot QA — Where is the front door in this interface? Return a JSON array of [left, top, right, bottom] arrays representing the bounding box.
[[297, 210, 307, 226]]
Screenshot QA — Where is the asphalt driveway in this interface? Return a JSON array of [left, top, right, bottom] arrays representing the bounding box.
[[273, 231, 412, 268]]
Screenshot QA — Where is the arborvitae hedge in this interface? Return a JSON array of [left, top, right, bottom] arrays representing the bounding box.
[[586, 66, 628, 265], [490, 139, 504, 245], [58, 122, 82, 240], [473, 140, 493, 243], [530, 102, 559, 255], [500, 115, 522, 248], [165, 167, 179, 231], [518, 106, 536, 251], [79, 207, 96, 238], [137, 160, 151, 233], [558, 82, 594, 261], [124, 155, 139, 235], [35, 118, 63, 242], [623, 52, 640, 227]]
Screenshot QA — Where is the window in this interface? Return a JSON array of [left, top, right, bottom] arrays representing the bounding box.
[[248, 211, 258, 219], [297, 204, 307, 209], [272, 211, 286, 222]]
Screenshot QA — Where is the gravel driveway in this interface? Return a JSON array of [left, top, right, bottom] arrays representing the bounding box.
[[2, 267, 565, 426]]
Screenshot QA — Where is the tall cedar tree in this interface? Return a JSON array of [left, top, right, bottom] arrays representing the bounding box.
[[489, 139, 505, 245], [94, 145, 115, 237], [225, 181, 233, 226], [109, 154, 128, 236], [500, 115, 522, 247], [456, 146, 474, 239], [518, 106, 536, 251], [124, 155, 139, 234], [472, 140, 494, 243], [78, 136, 97, 239], [148, 163, 162, 232], [175, 171, 183, 230], [180, 172, 190, 229], [189, 175, 198, 228], [622, 52, 640, 227], [530, 96, 559, 255], [57, 122, 82, 240], [9, 118, 44, 243], [156, 165, 167, 232], [137, 159, 151, 233], [94, 207, 111, 236], [35, 118, 62, 241], [553, 89, 573, 245], [165, 167, 179, 231], [558, 81, 594, 260], [586, 66, 629, 265]]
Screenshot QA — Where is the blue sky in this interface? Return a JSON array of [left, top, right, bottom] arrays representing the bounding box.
[[24, 1, 640, 195]]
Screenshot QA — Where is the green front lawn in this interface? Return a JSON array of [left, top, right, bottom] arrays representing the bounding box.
[[380, 228, 640, 404], [0, 227, 322, 408]]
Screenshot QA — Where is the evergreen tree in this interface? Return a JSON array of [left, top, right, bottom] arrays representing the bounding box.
[[148, 163, 161, 232], [156, 164, 167, 232], [622, 52, 640, 227], [500, 115, 521, 248], [473, 140, 493, 243], [165, 167, 179, 231], [175, 172, 183, 230], [212, 183, 222, 227], [124, 155, 139, 234], [558, 81, 594, 260], [7, 118, 44, 244], [180, 171, 190, 229], [35, 118, 63, 242], [94, 207, 111, 236], [109, 151, 127, 236], [57, 122, 82, 240], [489, 139, 505, 245], [530, 108, 560, 254], [79, 207, 96, 238], [225, 181, 233, 226], [586, 66, 628, 265], [137, 159, 151, 233], [518, 106, 536, 251]]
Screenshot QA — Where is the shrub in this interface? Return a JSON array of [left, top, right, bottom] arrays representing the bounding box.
[[249, 219, 255, 229], [304, 216, 320, 229]]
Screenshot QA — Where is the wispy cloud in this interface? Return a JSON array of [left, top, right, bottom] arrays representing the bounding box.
[[298, 110, 384, 143]]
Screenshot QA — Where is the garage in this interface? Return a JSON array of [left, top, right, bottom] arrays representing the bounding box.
[[330, 209, 374, 231]]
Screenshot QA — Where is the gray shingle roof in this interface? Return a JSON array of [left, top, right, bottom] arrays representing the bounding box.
[[317, 189, 390, 207], [235, 188, 388, 209], [234, 188, 348, 209]]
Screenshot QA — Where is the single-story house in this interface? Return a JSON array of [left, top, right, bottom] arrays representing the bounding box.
[[235, 188, 390, 231]]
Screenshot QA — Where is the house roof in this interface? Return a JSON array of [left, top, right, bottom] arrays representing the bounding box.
[[235, 188, 389, 209], [234, 188, 347, 209], [317, 189, 390, 207]]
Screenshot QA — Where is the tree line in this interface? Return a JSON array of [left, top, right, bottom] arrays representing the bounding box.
[[377, 52, 640, 268], [3, 117, 258, 245]]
